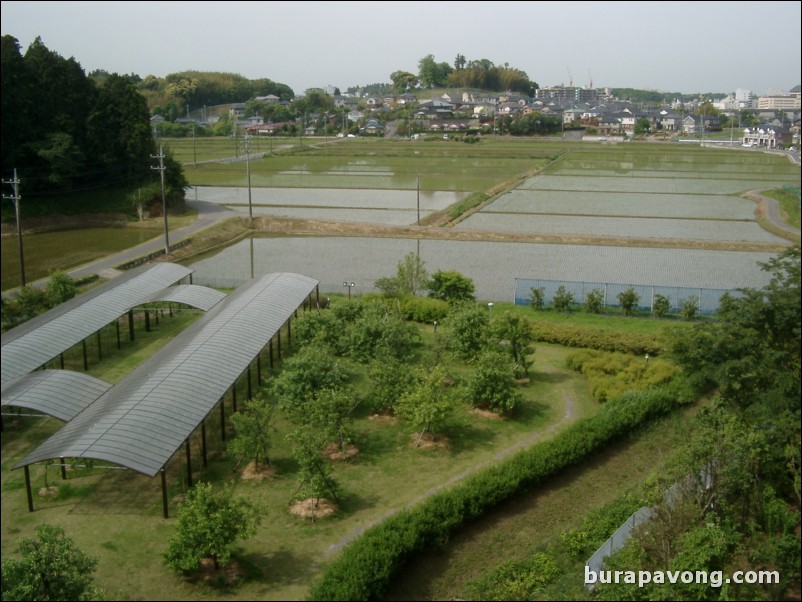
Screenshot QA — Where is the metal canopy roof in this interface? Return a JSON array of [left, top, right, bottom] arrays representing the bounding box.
[[1, 263, 193, 385], [16, 273, 318, 477], [136, 284, 226, 312], [1, 370, 112, 422]]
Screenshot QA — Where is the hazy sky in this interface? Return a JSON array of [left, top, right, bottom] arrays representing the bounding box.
[[2, 1, 800, 97]]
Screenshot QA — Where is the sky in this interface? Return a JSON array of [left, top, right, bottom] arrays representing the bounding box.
[[2, 0, 800, 97]]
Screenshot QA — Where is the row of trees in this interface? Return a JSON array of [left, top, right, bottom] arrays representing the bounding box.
[[530, 284, 702, 319], [405, 54, 538, 95], [1, 36, 186, 210]]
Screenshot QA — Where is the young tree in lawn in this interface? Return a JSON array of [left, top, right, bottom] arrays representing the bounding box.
[[426, 269, 475, 303], [164, 482, 259, 573], [289, 425, 340, 508], [552, 285, 575, 312], [681, 295, 700, 321], [270, 345, 353, 423], [311, 387, 360, 454], [464, 349, 522, 415], [617, 287, 641, 316], [395, 365, 456, 447], [529, 286, 545, 311], [229, 394, 274, 470], [368, 356, 415, 415], [445, 302, 490, 360], [489, 313, 535, 379], [653, 293, 671, 318], [1, 524, 103, 601], [583, 288, 605, 314], [374, 252, 429, 297]]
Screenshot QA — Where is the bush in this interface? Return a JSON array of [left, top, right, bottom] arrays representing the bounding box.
[[529, 287, 545, 311], [584, 288, 605, 314], [552, 285, 575, 312]]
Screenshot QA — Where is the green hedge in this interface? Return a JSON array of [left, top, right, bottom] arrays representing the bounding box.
[[529, 321, 663, 356], [308, 381, 689, 600]]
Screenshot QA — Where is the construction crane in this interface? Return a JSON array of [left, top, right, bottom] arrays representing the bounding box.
[[567, 68, 573, 88], [588, 69, 593, 89]]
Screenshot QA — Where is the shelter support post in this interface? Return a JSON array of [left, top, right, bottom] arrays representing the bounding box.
[[24, 466, 34, 512], [116, 320, 121, 350], [60, 457, 67, 480], [161, 470, 169, 518], [97, 331, 102, 362], [220, 397, 226, 442], [247, 366, 252, 400], [128, 310, 135, 341], [232, 386, 237, 414], [288, 318, 292, 348], [82, 340, 88, 371], [257, 354, 262, 386], [201, 422, 208, 468], [277, 330, 282, 361], [59, 353, 64, 369], [145, 311, 150, 333], [185, 439, 193, 488], [269, 339, 274, 369]]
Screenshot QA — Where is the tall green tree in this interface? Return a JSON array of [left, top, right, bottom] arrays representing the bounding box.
[[164, 482, 259, 573], [1, 524, 102, 601], [229, 395, 274, 469], [396, 365, 456, 447], [426, 270, 475, 303], [417, 54, 452, 88]]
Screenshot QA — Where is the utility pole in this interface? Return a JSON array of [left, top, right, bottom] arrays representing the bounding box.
[[2, 169, 25, 286], [151, 146, 170, 254], [244, 134, 253, 220]]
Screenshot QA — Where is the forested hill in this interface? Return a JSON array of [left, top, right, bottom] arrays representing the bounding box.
[[131, 71, 295, 121]]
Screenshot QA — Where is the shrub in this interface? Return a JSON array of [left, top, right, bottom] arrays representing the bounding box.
[[552, 285, 575, 312]]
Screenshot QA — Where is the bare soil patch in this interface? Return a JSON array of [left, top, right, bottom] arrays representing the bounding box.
[[368, 414, 398, 425], [412, 432, 451, 450], [323, 443, 360, 461], [195, 557, 245, 585], [469, 407, 505, 420], [38, 485, 59, 498], [240, 461, 276, 481], [289, 498, 337, 520]]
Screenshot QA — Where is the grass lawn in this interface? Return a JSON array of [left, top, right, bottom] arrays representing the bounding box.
[[2, 311, 610, 600], [382, 403, 701, 601], [763, 186, 801, 229]]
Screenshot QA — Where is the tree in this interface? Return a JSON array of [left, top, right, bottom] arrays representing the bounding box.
[[634, 117, 651, 135], [426, 270, 475, 303], [1, 524, 102, 601], [552, 285, 575, 312], [653, 294, 671, 318], [396, 365, 456, 447], [617, 287, 640, 316], [389, 70, 418, 94], [529, 287, 545, 311], [45, 271, 77, 306], [681, 295, 699, 321], [289, 425, 340, 507], [464, 349, 522, 415], [584, 288, 605, 314], [489, 314, 535, 378], [229, 395, 274, 470], [446, 302, 490, 359], [374, 252, 429, 297], [164, 482, 259, 573], [417, 54, 452, 88], [368, 357, 415, 415]]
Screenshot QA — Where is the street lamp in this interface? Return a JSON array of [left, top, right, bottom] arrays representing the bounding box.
[[488, 302, 494, 313], [343, 281, 355, 299]]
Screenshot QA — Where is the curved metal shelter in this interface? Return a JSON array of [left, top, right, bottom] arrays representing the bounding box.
[[1, 263, 193, 385], [136, 284, 226, 312], [1, 370, 112, 422], [16, 272, 319, 478]]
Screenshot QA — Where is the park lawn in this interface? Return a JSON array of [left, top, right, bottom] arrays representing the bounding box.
[[382, 402, 701, 601], [1, 313, 607, 601], [763, 187, 802, 229]]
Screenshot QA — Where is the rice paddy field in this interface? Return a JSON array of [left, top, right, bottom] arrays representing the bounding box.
[[174, 137, 798, 299], [456, 145, 799, 244], [188, 237, 777, 302]]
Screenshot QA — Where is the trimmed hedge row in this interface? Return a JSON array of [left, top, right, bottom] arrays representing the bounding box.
[[308, 381, 689, 600], [529, 321, 664, 356]]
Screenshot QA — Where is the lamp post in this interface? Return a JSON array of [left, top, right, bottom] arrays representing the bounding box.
[[343, 281, 355, 299], [488, 302, 494, 313]]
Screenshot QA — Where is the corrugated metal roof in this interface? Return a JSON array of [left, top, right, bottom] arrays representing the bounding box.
[[136, 284, 226, 312], [1, 263, 193, 385], [16, 273, 318, 477], [1, 370, 112, 422]]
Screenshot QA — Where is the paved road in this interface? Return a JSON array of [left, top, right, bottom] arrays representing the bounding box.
[[65, 198, 236, 281]]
